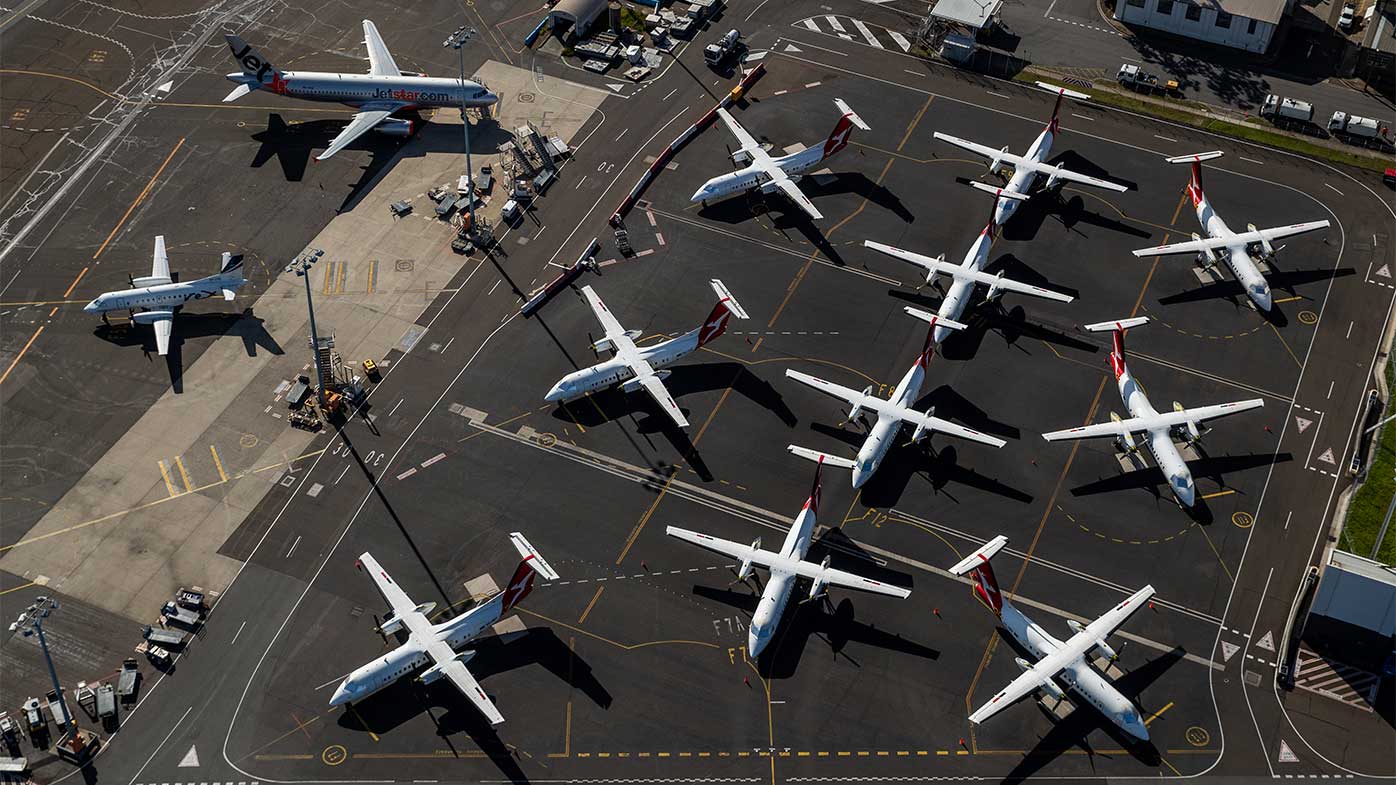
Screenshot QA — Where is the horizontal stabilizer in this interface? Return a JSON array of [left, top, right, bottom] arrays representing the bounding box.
[[1083, 317, 1148, 332], [967, 181, 1030, 201], [222, 289, 237, 301], [948, 535, 1009, 576], [902, 306, 968, 332], [1165, 151, 1224, 165], [509, 532, 560, 580], [833, 98, 870, 131], [787, 444, 858, 470], [1033, 81, 1091, 101], [223, 82, 255, 103], [709, 279, 749, 320]]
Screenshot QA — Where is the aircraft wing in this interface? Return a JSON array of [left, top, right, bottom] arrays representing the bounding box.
[[665, 526, 781, 568], [637, 373, 689, 428], [969, 657, 1064, 725], [151, 236, 172, 284], [767, 174, 823, 220], [784, 370, 1006, 447], [1132, 222, 1327, 257], [1131, 235, 1232, 257], [421, 637, 506, 726], [1032, 162, 1128, 192], [932, 132, 1030, 167], [150, 313, 174, 356], [1041, 419, 1135, 441], [785, 369, 875, 408], [787, 559, 910, 598], [715, 107, 767, 161], [863, 241, 1073, 302], [362, 20, 402, 76], [1042, 399, 1263, 440], [580, 285, 627, 338], [356, 552, 418, 617], [315, 108, 397, 161], [1083, 585, 1155, 641]]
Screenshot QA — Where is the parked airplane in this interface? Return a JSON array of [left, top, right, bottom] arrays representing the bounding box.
[[864, 185, 1073, 345], [1131, 151, 1330, 312], [691, 99, 871, 220], [1041, 317, 1263, 507], [666, 450, 910, 656], [82, 236, 246, 356], [933, 82, 1128, 225], [785, 307, 1006, 488], [329, 533, 559, 725], [545, 280, 748, 428], [948, 534, 1155, 741], [223, 20, 498, 160]]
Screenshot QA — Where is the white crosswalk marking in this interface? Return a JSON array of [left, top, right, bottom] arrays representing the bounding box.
[[826, 15, 846, 32], [851, 19, 883, 48], [888, 30, 912, 51], [801, 18, 819, 30]]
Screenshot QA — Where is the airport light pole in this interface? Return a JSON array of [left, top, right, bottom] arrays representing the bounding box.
[[286, 248, 327, 408], [10, 596, 76, 747], [444, 26, 479, 245]]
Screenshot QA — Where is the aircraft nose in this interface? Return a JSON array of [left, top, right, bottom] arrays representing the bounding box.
[[747, 627, 769, 657], [690, 186, 708, 203], [329, 682, 351, 707], [1125, 714, 1150, 742], [1175, 479, 1196, 508], [851, 467, 869, 489], [83, 300, 98, 313], [544, 386, 564, 403], [1254, 288, 1273, 312]]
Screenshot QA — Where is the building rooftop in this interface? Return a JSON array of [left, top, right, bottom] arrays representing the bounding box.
[[930, 0, 1004, 30], [1363, 0, 1396, 53], [1191, 0, 1289, 25]]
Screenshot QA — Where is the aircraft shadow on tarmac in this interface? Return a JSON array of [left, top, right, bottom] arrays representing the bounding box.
[[1157, 264, 1355, 322], [805, 415, 1032, 508], [689, 534, 933, 680], [338, 628, 609, 783], [93, 309, 282, 394], [249, 113, 515, 214], [694, 191, 851, 265], [990, 637, 1187, 783], [1068, 449, 1294, 524]]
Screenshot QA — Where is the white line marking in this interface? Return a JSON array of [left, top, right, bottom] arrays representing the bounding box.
[[230, 621, 246, 644], [985, 91, 1009, 99], [389, 398, 403, 416], [1240, 156, 1265, 164], [800, 18, 820, 31], [1324, 183, 1343, 195], [334, 465, 349, 484], [1044, 0, 1058, 15], [888, 30, 911, 51], [487, 279, 501, 296], [825, 15, 845, 32], [397, 467, 417, 480], [1071, 112, 1094, 120], [1345, 321, 1353, 338], [614, 128, 628, 142], [128, 706, 192, 785], [1326, 380, 1334, 399], [1154, 134, 1177, 142], [421, 453, 446, 468], [662, 88, 677, 101], [285, 535, 301, 558], [574, 175, 588, 189], [851, 19, 882, 48], [1283, 510, 1292, 531]]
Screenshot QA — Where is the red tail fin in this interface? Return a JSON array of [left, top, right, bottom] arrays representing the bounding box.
[[970, 559, 1004, 614], [822, 113, 856, 158], [916, 320, 938, 368], [1186, 160, 1204, 207], [804, 456, 824, 514], [1047, 90, 1065, 134], [1109, 327, 1127, 379], [500, 558, 539, 612], [696, 299, 735, 347]]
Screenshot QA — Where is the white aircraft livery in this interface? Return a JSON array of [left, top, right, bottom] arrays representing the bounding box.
[[1040, 317, 1263, 508], [785, 307, 1006, 488], [692, 99, 870, 220], [666, 450, 910, 657], [948, 534, 1155, 741], [83, 235, 247, 356], [330, 533, 559, 726], [545, 279, 748, 429], [223, 20, 498, 160], [932, 82, 1128, 225], [1131, 151, 1330, 312]]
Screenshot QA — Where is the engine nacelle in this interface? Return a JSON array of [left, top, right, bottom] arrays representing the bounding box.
[[1190, 233, 1219, 268], [1247, 223, 1275, 256], [731, 149, 753, 166], [807, 556, 832, 601], [372, 117, 415, 137], [985, 272, 1007, 301], [1044, 171, 1063, 191], [1172, 402, 1202, 443], [910, 407, 937, 443], [736, 538, 761, 582], [847, 385, 874, 424], [620, 369, 670, 394], [131, 310, 174, 325], [377, 613, 404, 636], [130, 275, 169, 288], [989, 146, 1009, 176], [418, 651, 477, 684], [1110, 411, 1137, 452], [1067, 620, 1119, 661]]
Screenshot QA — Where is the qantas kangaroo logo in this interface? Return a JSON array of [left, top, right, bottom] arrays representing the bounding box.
[[971, 561, 1003, 614], [501, 560, 536, 611], [822, 117, 854, 158], [697, 303, 732, 346]]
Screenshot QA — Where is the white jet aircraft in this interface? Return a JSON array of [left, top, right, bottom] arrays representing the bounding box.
[[933, 82, 1128, 225], [329, 533, 560, 725], [863, 184, 1073, 346], [1041, 317, 1263, 507], [785, 307, 1006, 488], [691, 99, 871, 220], [948, 534, 1155, 741], [1131, 151, 1330, 312], [82, 235, 247, 356], [223, 21, 498, 160], [545, 280, 748, 428], [666, 450, 910, 657]]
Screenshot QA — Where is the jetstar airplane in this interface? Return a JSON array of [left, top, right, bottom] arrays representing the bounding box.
[[1131, 151, 1330, 312], [785, 307, 1006, 488], [863, 184, 1073, 346], [948, 534, 1155, 741], [223, 21, 498, 161], [933, 82, 1128, 225], [691, 99, 871, 220], [330, 533, 559, 725], [545, 279, 748, 429], [82, 235, 246, 356], [666, 450, 910, 657], [1041, 317, 1263, 507]]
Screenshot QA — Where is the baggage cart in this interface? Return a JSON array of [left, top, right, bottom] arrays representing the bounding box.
[[117, 660, 140, 703]]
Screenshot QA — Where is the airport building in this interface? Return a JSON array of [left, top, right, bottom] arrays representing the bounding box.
[[1113, 0, 1293, 52]]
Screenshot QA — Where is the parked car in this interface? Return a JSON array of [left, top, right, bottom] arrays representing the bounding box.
[[1338, 2, 1357, 30]]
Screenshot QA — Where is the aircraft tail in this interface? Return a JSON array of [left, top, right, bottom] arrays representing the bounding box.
[[696, 279, 749, 348], [1165, 151, 1222, 208], [1084, 317, 1147, 379], [500, 532, 559, 613], [821, 99, 870, 159], [947, 534, 1008, 615], [966, 181, 1027, 238], [1033, 82, 1090, 134], [225, 33, 280, 85], [803, 453, 825, 515]]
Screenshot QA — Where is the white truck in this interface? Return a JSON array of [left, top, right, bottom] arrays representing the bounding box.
[[704, 29, 740, 66], [1328, 110, 1385, 143], [1261, 94, 1314, 124]]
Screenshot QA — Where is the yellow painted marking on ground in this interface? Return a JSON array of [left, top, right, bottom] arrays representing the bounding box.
[[253, 754, 315, 761], [898, 96, 933, 152], [47, 306, 57, 317], [0, 326, 44, 386], [615, 471, 674, 565], [1268, 321, 1304, 369], [1272, 295, 1302, 304], [0, 581, 37, 596], [1200, 489, 1235, 500], [158, 460, 178, 497], [1144, 700, 1175, 726], [175, 455, 193, 493], [336, 260, 347, 293], [367, 260, 377, 293], [210, 445, 228, 482], [94, 138, 185, 259], [63, 267, 88, 297], [1193, 521, 1235, 581], [0, 68, 119, 97], [345, 703, 379, 743], [1170, 190, 1188, 226], [577, 585, 604, 624], [323, 262, 334, 296], [1160, 756, 1183, 776], [0, 299, 86, 307]]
